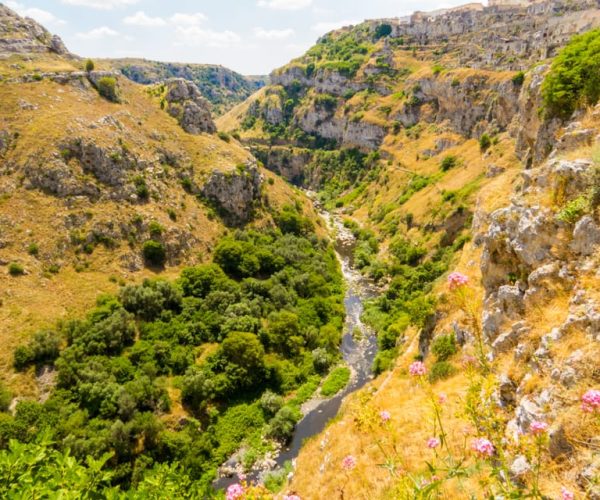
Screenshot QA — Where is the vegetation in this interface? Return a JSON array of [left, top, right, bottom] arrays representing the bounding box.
[[5, 220, 344, 495], [85, 59, 95, 72], [479, 133, 492, 152], [7, 262, 24, 276], [542, 29, 600, 120], [96, 76, 119, 103], [440, 155, 459, 172], [142, 240, 166, 267], [374, 24, 392, 40], [320, 366, 351, 397]]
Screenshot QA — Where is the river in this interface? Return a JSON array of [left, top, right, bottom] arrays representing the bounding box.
[[214, 208, 378, 490]]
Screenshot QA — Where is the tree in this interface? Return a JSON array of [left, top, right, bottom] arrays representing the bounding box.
[[374, 23, 392, 40], [142, 240, 166, 267], [218, 332, 266, 390], [85, 59, 95, 72]]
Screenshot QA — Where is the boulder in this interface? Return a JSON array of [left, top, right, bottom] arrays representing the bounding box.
[[548, 425, 573, 459], [164, 78, 216, 134], [570, 216, 600, 256]]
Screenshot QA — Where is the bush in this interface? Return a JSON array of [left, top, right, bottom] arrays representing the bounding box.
[[556, 195, 589, 224], [142, 241, 166, 267], [96, 76, 119, 102], [512, 71, 525, 86], [14, 330, 61, 370], [27, 243, 39, 256], [428, 361, 457, 383], [374, 23, 392, 40], [265, 406, 300, 442], [430, 334, 457, 361], [85, 59, 95, 72], [440, 155, 458, 172], [217, 131, 230, 142], [320, 366, 350, 397], [8, 263, 24, 276], [260, 390, 284, 416], [479, 133, 491, 152], [542, 29, 600, 120]]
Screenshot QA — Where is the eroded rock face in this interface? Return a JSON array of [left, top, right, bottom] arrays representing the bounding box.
[[201, 163, 263, 224], [164, 78, 216, 134], [0, 4, 70, 56]]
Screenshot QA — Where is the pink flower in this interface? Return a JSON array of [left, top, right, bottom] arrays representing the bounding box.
[[341, 455, 356, 471], [284, 496, 302, 500], [561, 487, 575, 500], [438, 393, 447, 404], [461, 355, 478, 368], [530, 420, 548, 435], [409, 361, 427, 376], [447, 272, 469, 290], [471, 437, 495, 457], [427, 437, 440, 449], [581, 389, 600, 413], [380, 410, 391, 423], [226, 483, 244, 500]]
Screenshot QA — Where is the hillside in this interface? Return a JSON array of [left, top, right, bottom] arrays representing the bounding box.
[[218, 0, 600, 498], [106, 58, 267, 116]]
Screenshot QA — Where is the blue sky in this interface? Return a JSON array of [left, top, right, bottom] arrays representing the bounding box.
[[4, 0, 466, 75]]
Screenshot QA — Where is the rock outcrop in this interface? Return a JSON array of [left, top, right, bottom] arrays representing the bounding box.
[[201, 163, 263, 224], [164, 78, 216, 134], [0, 4, 69, 56]]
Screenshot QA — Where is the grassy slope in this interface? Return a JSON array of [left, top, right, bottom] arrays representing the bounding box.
[[0, 53, 322, 399]]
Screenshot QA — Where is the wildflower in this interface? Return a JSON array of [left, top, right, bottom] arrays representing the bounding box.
[[341, 455, 356, 471], [461, 354, 478, 368], [438, 393, 447, 404], [581, 389, 600, 413], [427, 437, 440, 449], [409, 361, 427, 376], [283, 495, 301, 500], [380, 410, 391, 423], [226, 483, 244, 500], [561, 487, 575, 500], [529, 420, 548, 435], [447, 272, 469, 290], [471, 437, 495, 457]]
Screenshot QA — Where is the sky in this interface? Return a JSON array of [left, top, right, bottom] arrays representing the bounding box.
[[4, 0, 469, 75]]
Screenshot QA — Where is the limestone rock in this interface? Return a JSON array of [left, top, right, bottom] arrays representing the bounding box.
[[201, 163, 263, 224], [510, 455, 531, 484], [164, 78, 216, 134], [571, 216, 600, 256]]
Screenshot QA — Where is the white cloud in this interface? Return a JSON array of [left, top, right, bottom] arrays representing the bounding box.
[[6, 1, 66, 25], [61, 0, 140, 10], [75, 26, 119, 40], [123, 11, 166, 27], [257, 0, 312, 10], [174, 26, 241, 48], [253, 27, 294, 40], [311, 19, 360, 33], [169, 12, 207, 26]]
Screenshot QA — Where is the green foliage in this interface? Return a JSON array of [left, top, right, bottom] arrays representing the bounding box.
[[389, 237, 426, 266], [8, 262, 24, 276], [320, 366, 350, 397], [217, 131, 230, 142], [511, 71, 525, 86], [428, 361, 457, 383], [479, 133, 492, 152], [96, 76, 119, 103], [542, 29, 600, 120], [556, 195, 589, 223], [5, 217, 344, 493], [13, 330, 61, 370], [440, 155, 459, 172], [314, 93, 338, 112], [431, 334, 458, 361], [85, 59, 95, 72], [133, 176, 149, 201], [27, 243, 39, 256], [0, 384, 11, 412], [142, 240, 166, 267], [374, 23, 392, 40]]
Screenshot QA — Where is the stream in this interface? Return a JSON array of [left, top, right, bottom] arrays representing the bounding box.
[[214, 207, 378, 490]]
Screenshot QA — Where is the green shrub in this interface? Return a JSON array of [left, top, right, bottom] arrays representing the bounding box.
[[133, 176, 149, 201], [260, 390, 284, 416], [432, 64, 444, 76], [320, 366, 350, 397], [96, 76, 119, 102], [512, 71, 525, 86], [428, 361, 457, 383], [13, 330, 61, 370], [27, 243, 39, 256], [148, 221, 164, 238], [142, 240, 166, 267], [479, 133, 492, 152], [85, 59, 95, 72], [265, 406, 300, 442], [542, 29, 600, 120], [374, 23, 392, 40], [440, 155, 459, 172], [556, 195, 589, 223], [431, 333, 457, 361], [217, 131, 230, 142], [8, 263, 24, 276]]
